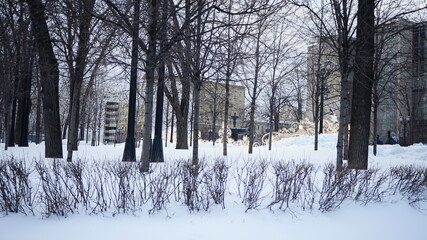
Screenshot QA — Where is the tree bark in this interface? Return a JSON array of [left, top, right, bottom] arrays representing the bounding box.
[[67, 0, 96, 162], [123, 0, 141, 162], [140, 0, 158, 172], [191, 0, 204, 166], [170, 110, 174, 143], [348, 0, 375, 170], [8, 87, 17, 147], [26, 0, 63, 158], [222, 3, 232, 156], [248, 27, 262, 154], [16, 30, 33, 147], [192, 81, 201, 165], [152, 0, 168, 163], [35, 62, 42, 144]]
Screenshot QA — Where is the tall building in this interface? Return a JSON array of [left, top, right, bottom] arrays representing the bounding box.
[[103, 101, 144, 144], [103, 101, 119, 144], [375, 19, 414, 144], [199, 81, 245, 140], [411, 22, 427, 143]]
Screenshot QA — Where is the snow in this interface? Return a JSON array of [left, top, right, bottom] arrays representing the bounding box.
[[1, 134, 427, 240]]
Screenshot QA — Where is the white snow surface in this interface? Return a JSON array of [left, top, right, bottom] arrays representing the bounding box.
[[1, 134, 427, 240]]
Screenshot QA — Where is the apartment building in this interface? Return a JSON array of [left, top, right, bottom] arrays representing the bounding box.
[[103, 101, 144, 144]]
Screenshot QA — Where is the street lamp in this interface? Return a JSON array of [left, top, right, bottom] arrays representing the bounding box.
[[400, 116, 410, 146], [318, 61, 332, 134]]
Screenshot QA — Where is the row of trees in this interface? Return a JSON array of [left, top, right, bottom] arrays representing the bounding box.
[[0, 0, 425, 171], [295, 0, 425, 170]]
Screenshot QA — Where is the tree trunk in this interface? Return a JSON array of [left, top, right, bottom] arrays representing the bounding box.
[[79, 110, 86, 141], [91, 99, 97, 146], [248, 28, 261, 154], [165, 101, 169, 147], [123, 0, 141, 162], [62, 114, 69, 140], [67, 0, 96, 162], [16, 44, 33, 147], [8, 93, 17, 147], [175, 114, 188, 148], [373, 99, 378, 156], [212, 79, 218, 146], [170, 110, 174, 143], [140, 0, 158, 172], [192, 82, 201, 165], [4, 108, 10, 150], [97, 98, 103, 146], [314, 86, 320, 151], [85, 114, 90, 143], [274, 111, 280, 131], [336, 67, 351, 170], [152, 0, 168, 163], [164, 62, 190, 149], [26, 0, 63, 158], [191, 0, 203, 166], [268, 113, 273, 151], [223, 6, 232, 156], [35, 64, 42, 144], [348, 0, 375, 170], [189, 95, 193, 147]]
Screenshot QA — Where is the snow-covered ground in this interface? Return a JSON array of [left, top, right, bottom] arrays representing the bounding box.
[[1, 134, 426, 240]]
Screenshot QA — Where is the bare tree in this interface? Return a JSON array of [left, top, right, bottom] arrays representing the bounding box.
[[261, 18, 299, 150], [63, 0, 96, 162], [217, 0, 250, 156], [25, 0, 63, 158], [240, 1, 282, 154], [140, 0, 159, 172], [292, 0, 357, 170]]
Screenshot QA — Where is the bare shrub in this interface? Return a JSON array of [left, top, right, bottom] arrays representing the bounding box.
[[64, 159, 92, 210], [390, 166, 427, 206], [205, 158, 229, 209], [148, 165, 175, 214], [318, 163, 355, 212], [268, 161, 317, 212], [0, 157, 35, 215], [103, 161, 137, 214], [178, 160, 208, 212], [2, 154, 427, 217], [236, 160, 268, 212], [89, 161, 110, 214], [353, 168, 388, 205], [35, 160, 73, 217]]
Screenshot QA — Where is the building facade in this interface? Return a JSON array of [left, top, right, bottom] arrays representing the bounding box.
[[198, 81, 245, 140], [103, 101, 119, 144], [305, 38, 343, 124], [103, 101, 144, 144], [411, 22, 427, 143], [375, 19, 414, 144]]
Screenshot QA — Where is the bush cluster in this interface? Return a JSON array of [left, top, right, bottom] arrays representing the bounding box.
[[0, 156, 426, 217]]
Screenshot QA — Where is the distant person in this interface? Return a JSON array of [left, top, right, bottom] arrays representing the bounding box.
[[376, 135, 383, 145], [388, 132, 398, 145]]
